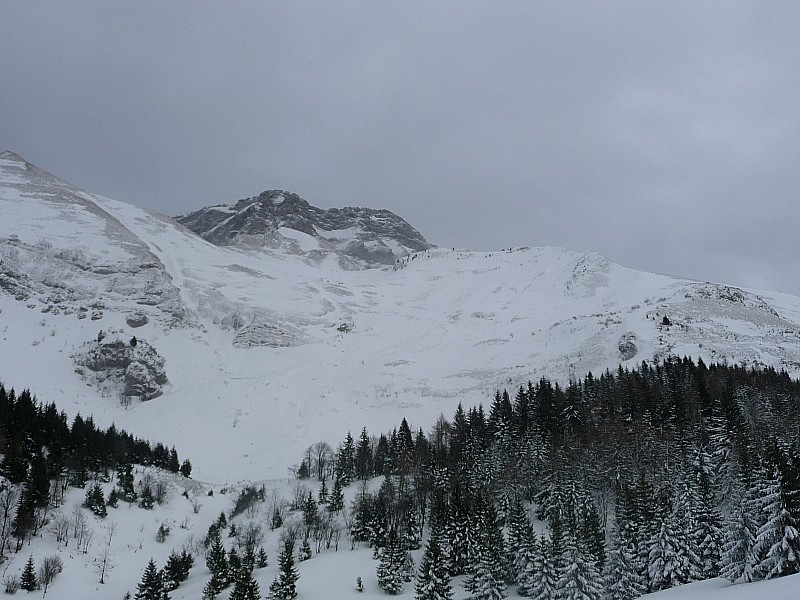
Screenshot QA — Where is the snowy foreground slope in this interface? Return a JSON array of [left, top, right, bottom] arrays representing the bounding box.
[[3, 150, 800, 485], [642, 573, 800, 599]]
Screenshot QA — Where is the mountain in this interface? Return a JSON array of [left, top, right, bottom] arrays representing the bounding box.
[[5, 151, 800, 600], [2, 150, 800, 483], [176, 189, 432, 268]]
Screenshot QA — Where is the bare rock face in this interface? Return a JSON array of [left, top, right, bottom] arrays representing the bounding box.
[[73, 336, 167, 401], [232, 321, 301, 348], [177, 190, 433, 268], [618, 332, 638, 361]]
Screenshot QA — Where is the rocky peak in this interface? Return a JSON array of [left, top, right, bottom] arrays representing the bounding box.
[[177, 190, 433, 268]]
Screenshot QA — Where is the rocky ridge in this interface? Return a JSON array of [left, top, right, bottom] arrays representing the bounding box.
[[177, 190, 433, 268]]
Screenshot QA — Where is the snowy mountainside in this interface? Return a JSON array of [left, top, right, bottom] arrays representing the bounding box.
[[3, 151, 800, 484], [0, 152, 186, 325], [176, 189, 432, 268]]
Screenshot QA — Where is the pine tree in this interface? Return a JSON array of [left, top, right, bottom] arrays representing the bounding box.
[[163, 549, 192, 591], [521, 537, 559, 600], [377, 530, 408, 595], [464, 559, 507, 600], [204, 530, 229, 596], [556, 531, 601, 600], [720, 501, 758, 582], [257, 548, 269, 568], [135, 559, 168, 600], [752, 467, 800, 579], [355, 427, 373, 481], [139, 485, 155, 510], [229, 565, 261, 600], [602, 528, 646, 600], [202, 578, 222, 600], [446, 486, 473, 575], [228, 546, 242, 582], [337, 431, 356, 485], [163, 550, 181, 591], [464, 499, 507, 599], [647, 516, 687, 591], [298, 537, 312, 562], [167, 447, 179, 473], [692, 474, 722, 579], [415, 534, 453, 600], [505, 498, 534, 582], [118, 461, 137, 502], [269, 538, 299, 600], [20, 554, 38, 591], [328, 476, 345, 513]]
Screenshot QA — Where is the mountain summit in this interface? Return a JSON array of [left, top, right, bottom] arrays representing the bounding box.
[[177, 190, 432, 268]]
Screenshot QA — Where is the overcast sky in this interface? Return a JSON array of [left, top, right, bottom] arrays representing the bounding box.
[[2, 2, 800, 294]]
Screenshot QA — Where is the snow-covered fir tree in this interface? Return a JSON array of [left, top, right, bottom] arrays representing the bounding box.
[[720, 499, 759, 583], [752, 467, 800, 579], [465, 559, 507, 600], [84, 482, 107, 517], [229, 565, 261, 600], [328, 476, 345, 513], [377, 530, 410, 595], [602, 527, 646, 600], [269, 538, 299, 600], [20, 554, 38, 591], [557, 531, 602, 600], [203, 530, 230, 598], [135, 558, 168, 600], [647, 513, 690, 592], [414, 534, 453, 600], [520, 537, 559, 600], [506, 498, 535, 583]]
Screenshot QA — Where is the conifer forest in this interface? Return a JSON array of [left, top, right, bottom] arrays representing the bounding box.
[[300, 358, 800, 599]]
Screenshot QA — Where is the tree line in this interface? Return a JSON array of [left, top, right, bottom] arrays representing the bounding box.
[[0, 384, 191, 560]]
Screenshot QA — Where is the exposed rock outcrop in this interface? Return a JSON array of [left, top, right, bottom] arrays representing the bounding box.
[[618, 331, 638, 361], [126, 312, 149, 328], [73, 336, 167, 400], [177, 190, 432, 268]]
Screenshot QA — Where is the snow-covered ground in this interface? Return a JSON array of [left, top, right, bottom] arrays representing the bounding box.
[[5, 470, 798, 600], [3, 150, 800, 486], [3, 151, 800, 597]]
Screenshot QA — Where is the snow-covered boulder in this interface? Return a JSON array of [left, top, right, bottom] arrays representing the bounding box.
[[73, 336, 167, 400]]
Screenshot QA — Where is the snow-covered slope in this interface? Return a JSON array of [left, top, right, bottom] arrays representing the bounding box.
[[3, 150, 800, 485]]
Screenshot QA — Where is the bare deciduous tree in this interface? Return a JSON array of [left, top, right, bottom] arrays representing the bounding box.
[[152, 478, 170, 505], [236, 521, 264, 555], [38, 554, 63, 596], [290, 482, 309, 511], [0, 485, 19, 560], [95, 547, 114, 584], [49, 512, 70, 546], [105, 520, 118, 547], [80, 527, 94, 554], [310, 441, 334, 480], [279, 518, 301, 551]]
